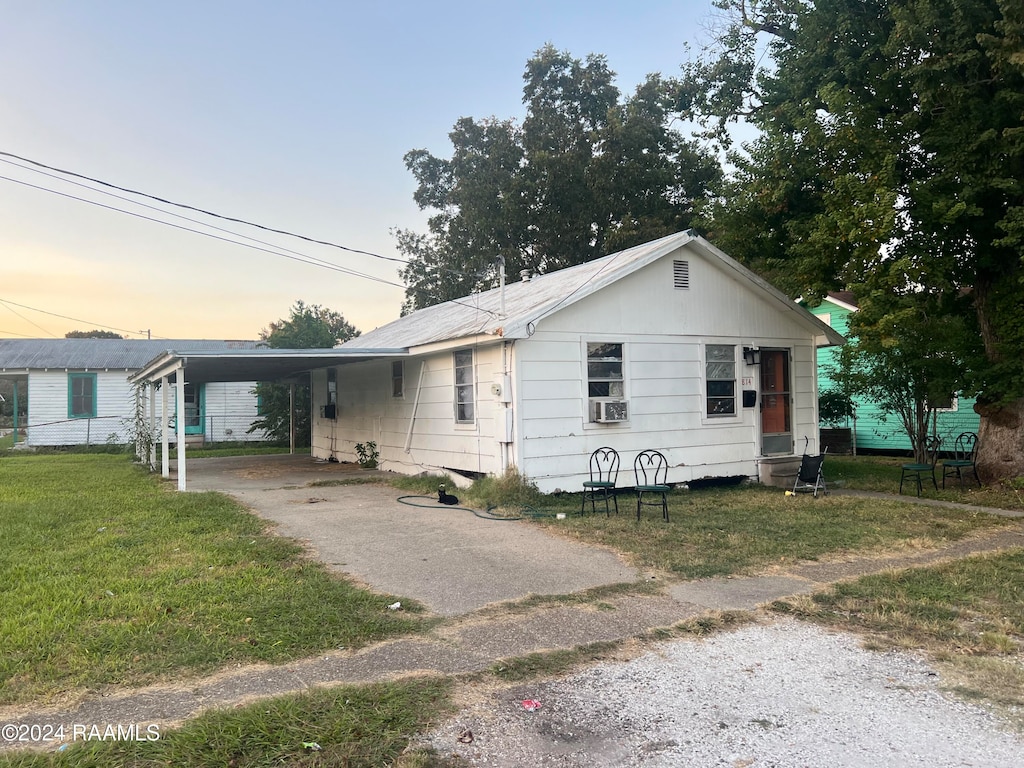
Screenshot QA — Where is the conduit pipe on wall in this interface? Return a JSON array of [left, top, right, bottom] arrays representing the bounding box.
[[404, 360, 426, 454]]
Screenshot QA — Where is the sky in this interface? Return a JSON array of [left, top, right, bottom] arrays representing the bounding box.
[[0, 0, 726, 342]]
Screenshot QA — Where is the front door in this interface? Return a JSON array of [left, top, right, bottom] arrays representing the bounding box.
[[760, 350, 792, 455], [183, 383, 205, 436]]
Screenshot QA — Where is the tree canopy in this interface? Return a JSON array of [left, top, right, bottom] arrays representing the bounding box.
[[679, 0, 1024, 480], [65, 330, 124, 338], [395, 44, 722, 313], [249, 301, 359, 445]]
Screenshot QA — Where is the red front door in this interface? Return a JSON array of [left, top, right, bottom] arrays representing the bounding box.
[[760, 350, 792, 454]]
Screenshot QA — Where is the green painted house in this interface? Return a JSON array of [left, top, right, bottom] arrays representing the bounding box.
[[809, 293, 979, 453]]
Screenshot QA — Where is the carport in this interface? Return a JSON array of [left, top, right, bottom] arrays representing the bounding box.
[[128, 347, 405, 490]]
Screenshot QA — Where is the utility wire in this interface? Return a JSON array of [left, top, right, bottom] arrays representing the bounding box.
[[0, 299, 58, 337], [0, 297, 159, 339], [0, 150, 410, 266], [0, 167, 502, 320]]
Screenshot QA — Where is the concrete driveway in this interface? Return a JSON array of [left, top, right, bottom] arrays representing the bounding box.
[[181, 455, 639, 616]]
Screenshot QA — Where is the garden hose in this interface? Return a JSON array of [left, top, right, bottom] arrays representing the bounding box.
[[395, 495, 556, 521]]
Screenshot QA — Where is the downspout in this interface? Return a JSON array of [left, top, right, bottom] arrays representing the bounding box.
[[404, 360, 426, 453]]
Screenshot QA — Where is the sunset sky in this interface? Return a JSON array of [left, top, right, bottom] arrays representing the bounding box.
[[1, 0, 722, 342]]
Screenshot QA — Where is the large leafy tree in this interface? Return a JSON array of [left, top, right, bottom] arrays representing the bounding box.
[[249, 301, 359, 445], [680, 0, 1024, 481], [395, 44, 722, 313]]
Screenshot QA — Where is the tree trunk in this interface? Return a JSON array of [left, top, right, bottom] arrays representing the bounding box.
[[975, 398, 1024, 484]]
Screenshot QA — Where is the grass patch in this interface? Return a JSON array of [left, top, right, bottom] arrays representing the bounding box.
[[771, 549, 1024, 725], [529, 483, 1012, 579], [0, 677, 454, 768], [489, 641, 622, 682], [0, 454, 431, 706], [829, 454, 1024, 511]]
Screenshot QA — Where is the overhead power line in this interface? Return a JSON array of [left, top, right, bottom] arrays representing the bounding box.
[[0, 298, 160, 339], [0, 150, 409, 266], [0, 152, 502, 320]]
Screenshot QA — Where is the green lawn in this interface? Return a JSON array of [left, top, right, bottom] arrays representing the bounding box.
[[531, 483, 1014, 578], [0, 454, 431, 706], [1, 454, 1021, 766]]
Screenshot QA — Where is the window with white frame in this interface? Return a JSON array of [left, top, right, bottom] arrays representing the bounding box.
[[454, 349, 475, 423], [587, 342, 624, 398], [392, 361, 404, 398], [705, 344, 736, 417]]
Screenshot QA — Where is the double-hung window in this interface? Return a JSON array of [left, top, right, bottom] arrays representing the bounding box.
[[587, 342, 624, 398], [454, 350, 475, 423], [68, 373, 97, 418], [705, 344, 736, 417]]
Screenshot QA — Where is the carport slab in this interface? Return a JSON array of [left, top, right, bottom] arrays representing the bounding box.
[[228, 483, 640, 617]]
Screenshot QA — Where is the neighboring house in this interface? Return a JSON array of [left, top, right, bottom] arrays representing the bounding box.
[[808, 293, 980, 453], [0, 339, 268, 447], [312, 231, 844, 492]]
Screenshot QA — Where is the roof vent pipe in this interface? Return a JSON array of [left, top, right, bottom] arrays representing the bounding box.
[[520, 270, 531, 282]]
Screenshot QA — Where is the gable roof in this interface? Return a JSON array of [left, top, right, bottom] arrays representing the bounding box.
[[0, 339, 266, 371], [342, 231, 844, 350]]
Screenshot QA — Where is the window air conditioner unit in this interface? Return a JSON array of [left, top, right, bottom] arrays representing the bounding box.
[[594, 400, 629, 423]]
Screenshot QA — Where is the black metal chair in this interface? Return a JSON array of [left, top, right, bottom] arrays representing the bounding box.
[[634, 450, 670, 522], [792, 446, 828, 498], [942, 432, 981, 489], [581, 447, 620, 516], [900, 437, 942, 497]]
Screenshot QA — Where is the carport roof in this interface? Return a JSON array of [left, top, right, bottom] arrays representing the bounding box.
[[129, 347, 407, 384]]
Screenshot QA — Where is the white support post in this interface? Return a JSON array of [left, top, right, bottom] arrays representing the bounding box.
[[289, 382, 295, 455], [175, 366, 187, 490], [148, 382, 157, 470], [161, 376, 170, 478]]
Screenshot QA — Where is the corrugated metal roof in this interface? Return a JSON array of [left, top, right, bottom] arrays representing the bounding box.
[[341, 231, 845, 350], [0, 339, 266, 371], [341, 232, 693, 350]]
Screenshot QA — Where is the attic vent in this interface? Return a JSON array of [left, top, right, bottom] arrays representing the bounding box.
[[673, 260, 690, 289]]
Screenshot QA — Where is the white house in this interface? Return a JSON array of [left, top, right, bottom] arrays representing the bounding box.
[[0, 339, 268, 447], [312, 231, 844, 492]]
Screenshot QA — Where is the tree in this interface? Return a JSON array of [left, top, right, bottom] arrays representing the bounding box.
[[679, 0, 1024, 482], [65, 330, 124, 338], [395, 44, 722, 313], [248, 301, 359, 445]]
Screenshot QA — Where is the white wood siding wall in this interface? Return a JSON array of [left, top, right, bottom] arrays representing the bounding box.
[[25, 372, 265, 446], [314, 345, 507, 478], [512, 249, 823, 493]]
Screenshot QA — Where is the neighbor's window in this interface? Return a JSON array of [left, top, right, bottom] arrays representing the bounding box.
[[587, 342, 624, 398], [392, 361, 404, 398], [705, 344, 736, 416], [68, 373, 97, 418], [454, 349, 475, 423]]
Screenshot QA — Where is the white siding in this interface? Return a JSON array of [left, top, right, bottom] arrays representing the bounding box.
[[317, 345, 508, 479], [24, 371, 265, 446]]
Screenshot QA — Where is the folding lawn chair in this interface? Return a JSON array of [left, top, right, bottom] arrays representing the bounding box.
[[792, 440, 828, 498]]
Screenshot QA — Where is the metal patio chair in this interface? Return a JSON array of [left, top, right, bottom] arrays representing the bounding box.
[[581, 446, 620, 516], [792, 445, 828, 498], [634, 449, 670, 522], [942, 432, 981, 489], [900, 436, 942, 497]]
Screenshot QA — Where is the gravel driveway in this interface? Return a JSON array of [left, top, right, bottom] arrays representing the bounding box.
[[419, 619, 1023, 767]]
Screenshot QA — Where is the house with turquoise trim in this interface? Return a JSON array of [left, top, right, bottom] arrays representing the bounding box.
[[0, 338, 267, 447], [808, 293, 980, 453]]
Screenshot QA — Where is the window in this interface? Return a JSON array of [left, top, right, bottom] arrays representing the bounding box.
[[454, 349, 475, 423], [705, 344, 736, 417], [587, 342, 624, 398], [68, 373, 97, 418], [392, 361, 404, 398], [327, 368, 337, 405]]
